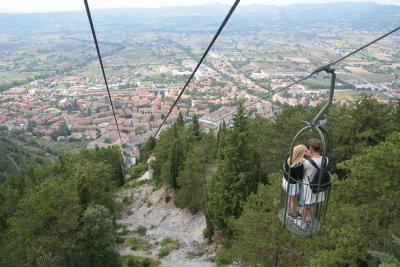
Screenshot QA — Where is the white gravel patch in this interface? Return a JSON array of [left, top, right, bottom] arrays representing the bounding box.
[[117, 181, 216, 267]]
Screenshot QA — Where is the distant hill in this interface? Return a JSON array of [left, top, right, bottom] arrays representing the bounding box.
[[0, 2, 399, 35], [0, 128, 80, 183]]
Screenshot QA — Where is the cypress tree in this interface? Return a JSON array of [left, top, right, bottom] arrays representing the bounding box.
[[168, 123, 179, 189], [192, 114, 200, 140], [177, 112, 184, 128], [216, 121, 227, 161], [168, 145, 178, 189], [207, 104, 261, 236]]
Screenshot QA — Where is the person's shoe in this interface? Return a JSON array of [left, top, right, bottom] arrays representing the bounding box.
[[288, 214, 296, 222], [295, 211, 302, 219], [296, 219, 308, 230]]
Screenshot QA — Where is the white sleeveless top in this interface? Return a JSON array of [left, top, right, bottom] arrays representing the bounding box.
[[302, 156, 328, 205], [303, 156, 328, 182]]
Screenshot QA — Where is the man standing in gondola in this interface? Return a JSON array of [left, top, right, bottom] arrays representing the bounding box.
[[298, 139, 326, 230]]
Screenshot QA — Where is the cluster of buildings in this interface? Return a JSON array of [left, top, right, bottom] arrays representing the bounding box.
[[1, 49, 398, 164]]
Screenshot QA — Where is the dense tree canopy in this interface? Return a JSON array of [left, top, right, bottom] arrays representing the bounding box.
[[1, 96, 398, 266], [0, 146, 124, 267], [148, 96, 400, 266]]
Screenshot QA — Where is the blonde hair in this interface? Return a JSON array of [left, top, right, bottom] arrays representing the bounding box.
[[287, 144, 307, 167]]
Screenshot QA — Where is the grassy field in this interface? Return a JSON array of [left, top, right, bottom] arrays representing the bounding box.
[[284, 55, 311, 63], [301, 77, 331, 89], [373, 52, 393, 61], [242, 51, 279, 62], [334, 89, 390, 101], [345, 66, 369, 74], [356, 73, 395, 83]]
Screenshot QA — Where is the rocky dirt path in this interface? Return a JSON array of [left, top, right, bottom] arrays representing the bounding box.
[[117, 178, 217, 267]]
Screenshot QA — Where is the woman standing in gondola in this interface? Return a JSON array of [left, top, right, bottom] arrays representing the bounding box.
[[282, 144, 308, 221]]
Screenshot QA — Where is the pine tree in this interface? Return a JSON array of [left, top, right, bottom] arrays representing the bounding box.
[[207, 104, 261, 236], [138, 136, 156, 163], [216, 121, 227, 161], [1, 179, 81, 266], [0, 146, 126, 267], [215, 182, 295, 266], [218, 131, 400, 266], [73, 204, 122, 267], [177, 112, 184, 128], [309, 131, 400, 266], [326, 96, 397, 174], [192, 114, 200, 140], [168, 123, 180, 189], [175, 145, 205, 213], [168, 144, 178, 189]]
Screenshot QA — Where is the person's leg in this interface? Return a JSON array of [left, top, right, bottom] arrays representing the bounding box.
[[293, 195, 298, 216], [302, 206, 308, 224], [288, 195, 294, 215], [298, 184, 304, 217], [288, 183, 297, 216], [309, 205, 315, 224]]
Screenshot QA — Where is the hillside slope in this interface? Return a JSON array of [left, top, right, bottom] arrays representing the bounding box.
[[0, 129, 81, 182], [117, 180, 217, 267]]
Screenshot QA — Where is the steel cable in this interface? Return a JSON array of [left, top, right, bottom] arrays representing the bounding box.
[[154, 0, 241, 138], [143, 25, 400, 158], [84, 0, 123, 143]]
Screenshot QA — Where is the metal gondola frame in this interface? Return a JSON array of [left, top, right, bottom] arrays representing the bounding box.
[[281, 67, 336, 234]]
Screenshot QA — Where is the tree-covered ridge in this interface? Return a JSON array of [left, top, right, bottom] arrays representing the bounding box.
[[150, 113, 216, 212], [147, 96, 400, 266], [0, 127, 81, 183], [218, 131, 400, 266], [0, 146, 125, 267], [0, 96, 398, 266]]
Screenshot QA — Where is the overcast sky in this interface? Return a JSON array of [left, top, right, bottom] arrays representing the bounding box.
[[0, 0, 399, 13]]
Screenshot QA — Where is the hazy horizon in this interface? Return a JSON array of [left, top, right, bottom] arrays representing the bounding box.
[[0, 0, 399, 13]]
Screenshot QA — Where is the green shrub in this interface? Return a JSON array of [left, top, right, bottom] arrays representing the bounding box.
[[127, 257, 140, 267], [116, 236, 125, 244], [131, 163, 147, 178], [160, 237, 180, 249], [203, 228, 209, 239], [215, 252, 232, 266], [160, 237, 173, 246], [123, 195, 134, 205], [122, 237, 150, 252], [118, 225, 129, 236], [158, 246, 171, 258], [142, 258, 151, 267], [156, 237, 180, 259], [131, 239, 149, 251], [136, 225, 147, 236], [122, 256, 160, 267], [125, 179, 145, 189]]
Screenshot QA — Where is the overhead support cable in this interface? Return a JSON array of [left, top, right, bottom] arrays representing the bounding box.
[[149, 74, 315, 155], [154, 0, 241, 138], [146, 25, 400, 158], [83, 0, 123, 143]]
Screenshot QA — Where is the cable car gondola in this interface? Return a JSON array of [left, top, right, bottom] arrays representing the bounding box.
[[278, 67, 335, 236]]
